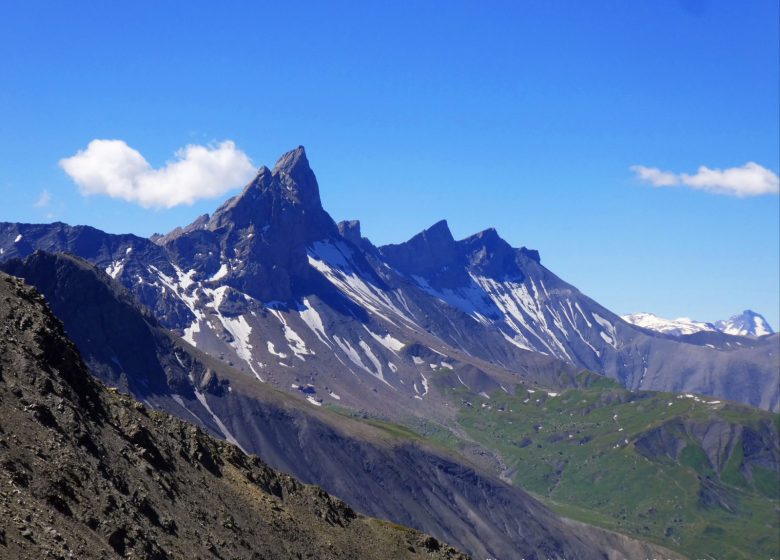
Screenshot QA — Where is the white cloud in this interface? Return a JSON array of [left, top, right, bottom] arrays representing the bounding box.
[[34, 189, 51, 207], [59, 139, 255, 208], [630, 162, 779, 197]]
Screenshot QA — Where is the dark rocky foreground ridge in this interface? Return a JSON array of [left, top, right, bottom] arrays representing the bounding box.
[[0, 252, 685, 559], [0, 272, 469, 560]]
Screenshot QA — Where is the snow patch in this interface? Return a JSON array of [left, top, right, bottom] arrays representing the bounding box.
[[472, 275, 572, 361], [182, 319, 201, 346], [411, 274, 497, 326], [267, 341, 288, 359], [221, 315, 264, 381], [270, 309, 313, 361], [593, 313, 618, 349], [364, 326, 405, 352], [420, 372, 429, 396], [210, 263, 229, 281], [298, 298, 331, 347], [308, 241, 413, 326], [105, 260, 125, 279]]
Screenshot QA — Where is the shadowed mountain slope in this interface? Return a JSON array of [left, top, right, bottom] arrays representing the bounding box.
[[0, 272, 470, 560], [0, 253, 681, 560]]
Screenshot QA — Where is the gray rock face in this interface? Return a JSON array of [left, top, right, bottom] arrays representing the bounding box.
[[338, 219, 362, 245], [380, 220, 473, 290], [0, 146, 777, 413]]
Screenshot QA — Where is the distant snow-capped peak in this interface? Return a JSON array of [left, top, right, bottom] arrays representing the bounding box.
[[714, 310, 774, 338], [623, 310, 774, 338], [621, 312, 716, 337]]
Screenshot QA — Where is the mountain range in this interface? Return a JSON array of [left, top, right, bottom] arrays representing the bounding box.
[[0, 255, 685, 560], [622, 310, 774, 338], [1, 146, 777, 413], [0, 146, 778, 559]]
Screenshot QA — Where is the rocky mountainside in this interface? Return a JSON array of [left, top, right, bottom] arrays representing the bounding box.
[[0, 252, 194, 399], [0, 146, 777, 417], [0, 272, 470, 560], [0, 252, 681, 560]]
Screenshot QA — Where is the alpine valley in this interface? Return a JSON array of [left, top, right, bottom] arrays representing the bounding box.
[[1, 147, 778, 560]]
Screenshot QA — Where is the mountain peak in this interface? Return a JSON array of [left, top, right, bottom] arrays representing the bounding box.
[[624, 310, 776, 339], [715, 310, 774, 337], [463, 227, 504, 248], [206, 147, 327, 231], [622, 312, 716, 337], [458, 227, 528, 280], [471, 227, 499, 239], [254, 164, 272, 179], [167, 147, 338, 302], [422, 219, 455, 244], [273, 145, 308, 175], [270, 145, 322, 210]]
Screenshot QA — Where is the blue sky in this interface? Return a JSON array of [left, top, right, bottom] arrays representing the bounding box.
[[1, 0, 778, 326]]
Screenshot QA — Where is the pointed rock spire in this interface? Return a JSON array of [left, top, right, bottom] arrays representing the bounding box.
[[271, 146, 322, 209], [205, 146, 330, 232], [273, 145, 309, 175], [165, 146, 339, 302], [422, 219, 455, 244], [338, 220, 362, 245]]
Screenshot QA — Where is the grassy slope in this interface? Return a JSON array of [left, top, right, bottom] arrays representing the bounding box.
[[438, 373, 780, 560], [194, 337, 779, 559]]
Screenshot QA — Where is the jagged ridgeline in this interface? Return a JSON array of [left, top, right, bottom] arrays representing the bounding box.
[[0, 146, 777, 559], [0, 273, 468, 560], [0, 147, 777, 415]]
